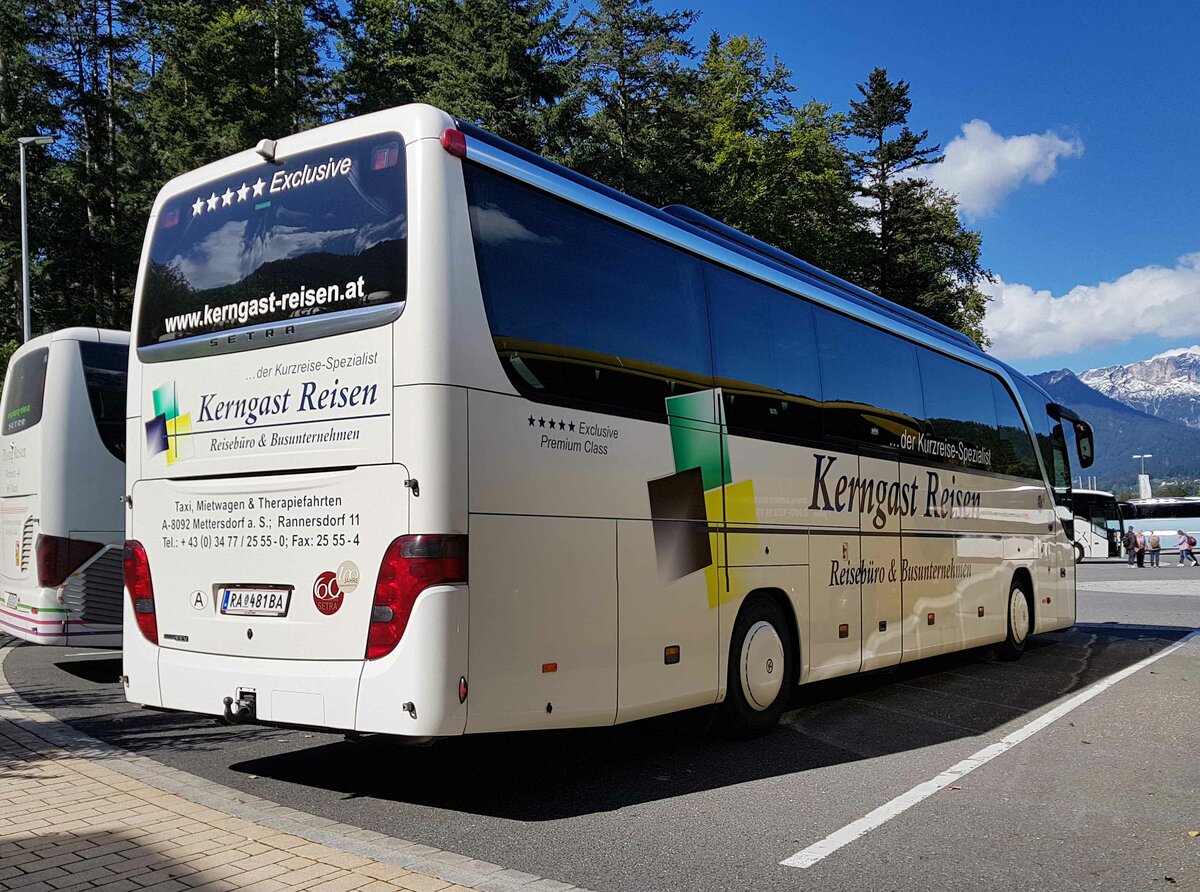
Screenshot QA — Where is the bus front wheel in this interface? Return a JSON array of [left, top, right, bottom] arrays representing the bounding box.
[[720, 596, 795, 738], [999, 579, 1032, 661], [1073, 542, 1085, 564]]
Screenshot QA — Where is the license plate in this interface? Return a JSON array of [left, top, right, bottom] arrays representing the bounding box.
[[220, 587, 291, 617], [4, 593, 16, 610]]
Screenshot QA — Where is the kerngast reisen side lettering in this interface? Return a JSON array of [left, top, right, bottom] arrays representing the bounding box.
[[197, 378, 378, 426]]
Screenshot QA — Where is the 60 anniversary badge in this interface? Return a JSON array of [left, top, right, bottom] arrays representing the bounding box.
[[312, 560, 360, 616]]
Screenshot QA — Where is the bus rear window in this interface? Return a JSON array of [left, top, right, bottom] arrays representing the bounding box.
[[138, 134, 406, 348], [2, 348, 49, 435], [79, 342, 128, 461]]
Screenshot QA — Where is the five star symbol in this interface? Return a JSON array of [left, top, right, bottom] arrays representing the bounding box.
[[188, 178, 264, 218], [528, 415, 574, 432]]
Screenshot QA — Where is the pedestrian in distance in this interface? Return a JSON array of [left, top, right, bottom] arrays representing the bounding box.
[[1177, 530, 1199, 567], [1124, 525, 1137, 566], [1135, 530, 1146, 568], [1148, 533, 1161, 567]]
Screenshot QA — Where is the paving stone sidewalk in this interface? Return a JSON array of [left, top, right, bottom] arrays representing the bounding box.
[[0, 645, 589, 892], [0, 715, 491, 892]]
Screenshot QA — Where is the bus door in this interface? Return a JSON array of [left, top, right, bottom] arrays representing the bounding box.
[[860, 454, 902, 671], [806, 450, 863, 682], [1046, 416, 1077, 623]]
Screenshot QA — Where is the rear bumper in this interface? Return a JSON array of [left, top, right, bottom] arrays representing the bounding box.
[[0, 587, 121, 647], [130, 584, 468, 737]]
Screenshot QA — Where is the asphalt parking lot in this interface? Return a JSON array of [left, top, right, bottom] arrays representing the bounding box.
[[4, 559, 1199, 892]]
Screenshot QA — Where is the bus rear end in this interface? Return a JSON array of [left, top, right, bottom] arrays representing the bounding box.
[[124, 106, 472, 737], [1, 330, 127, 645]]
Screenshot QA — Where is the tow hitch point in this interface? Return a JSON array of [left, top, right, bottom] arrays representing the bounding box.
[[221, 690, 257, 725]]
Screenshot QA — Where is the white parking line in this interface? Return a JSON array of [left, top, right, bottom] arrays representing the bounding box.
[[55, 651, 117, 658], [781, 629, 1200, 869]]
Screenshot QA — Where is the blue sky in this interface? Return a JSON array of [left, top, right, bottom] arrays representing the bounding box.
[[695, 1, 1200, 374]]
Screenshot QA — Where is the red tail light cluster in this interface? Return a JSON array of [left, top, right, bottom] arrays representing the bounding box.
[[123, 540, 158, 644], [367, 535, 467, 661], [36, 535, 103, 588]]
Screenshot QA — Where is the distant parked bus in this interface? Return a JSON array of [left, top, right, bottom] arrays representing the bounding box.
[[0, 329, 128, 645], [1070, 489, 1123, 562], [123, 104, 1095, 739], [1124, 498, 1200, 551]]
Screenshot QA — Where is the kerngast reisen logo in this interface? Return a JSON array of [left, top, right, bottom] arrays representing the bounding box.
[[145, 376, 382, 463]]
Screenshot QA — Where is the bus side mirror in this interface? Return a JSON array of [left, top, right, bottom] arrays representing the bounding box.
[[1074, 421, 1095, 468]]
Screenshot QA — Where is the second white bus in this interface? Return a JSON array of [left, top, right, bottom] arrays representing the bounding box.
[[1071, 489, 1123, 562], [124, 104, 1095, 738], [1, 328, 128, 645]]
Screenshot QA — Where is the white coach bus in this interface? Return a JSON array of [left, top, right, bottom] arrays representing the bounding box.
[[1070, 489, 1123, 562], [124, 104, 1094, 738], [1, 329, 128, 645]]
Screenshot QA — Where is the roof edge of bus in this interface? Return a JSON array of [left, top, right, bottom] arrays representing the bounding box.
[[148, 104, 454, 215], [454, 117, 985, 358], [17, 327, 129, 351]]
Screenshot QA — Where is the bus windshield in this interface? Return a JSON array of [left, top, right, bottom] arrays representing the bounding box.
[[138, 134, 407, 348]]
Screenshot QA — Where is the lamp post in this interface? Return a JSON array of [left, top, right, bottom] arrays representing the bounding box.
[[1133, 453, 1154, 499], [18, 135, 55, 343]]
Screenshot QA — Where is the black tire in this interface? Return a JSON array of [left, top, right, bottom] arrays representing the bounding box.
[[719, 596, 796, 739], [998, 578, 1032, 661], [1073, 542, 1085, 564]]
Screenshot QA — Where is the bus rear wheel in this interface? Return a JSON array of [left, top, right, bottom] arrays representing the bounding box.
[[720, 596, 795, 738], [999, 578, 1031, 661]]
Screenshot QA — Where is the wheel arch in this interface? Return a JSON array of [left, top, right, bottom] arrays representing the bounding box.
[[1011, 565, 1035, 624]]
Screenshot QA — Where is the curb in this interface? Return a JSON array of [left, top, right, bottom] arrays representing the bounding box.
[[0, 642, 595, 892]]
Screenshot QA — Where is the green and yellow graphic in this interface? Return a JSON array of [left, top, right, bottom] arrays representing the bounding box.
[[648, 389, 758, 607]]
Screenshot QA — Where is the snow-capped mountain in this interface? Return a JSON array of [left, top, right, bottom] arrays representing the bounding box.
[[1031, 367, 1200, 488], [1078, 346, 1200, 430]]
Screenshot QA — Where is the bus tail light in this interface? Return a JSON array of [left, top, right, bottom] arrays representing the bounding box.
[[367, 535, 467, 661], [440, 128, 467, 158], [36, 535, 103, 588], [123, 540, 158, 644]]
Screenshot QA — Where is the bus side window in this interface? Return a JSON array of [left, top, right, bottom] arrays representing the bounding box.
[[78, 342, 128, 462], [917, 348, 998, 471], [1015, 379, 1056, 481], [706, 264, 823, 442], [466, 165, 713, 420], [991, 379, 1040, 480], [812, 305, 924, 450]]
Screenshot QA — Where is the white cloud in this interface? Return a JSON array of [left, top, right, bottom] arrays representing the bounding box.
[[983, 253, 1200, 361], [925, 120, 1083, 217]]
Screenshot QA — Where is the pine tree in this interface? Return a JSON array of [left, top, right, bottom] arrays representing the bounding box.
[[418, 0, 575, 151], [331, 0, 428, 117], [570, 0, 702, 205], [848, 67, 989, 343], [0, 0, 67, 344], [135, 0, 331, 176], [696, 33, 865, 275]]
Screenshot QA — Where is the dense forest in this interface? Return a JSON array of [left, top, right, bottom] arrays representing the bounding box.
[[0, 0, 991, 371]]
